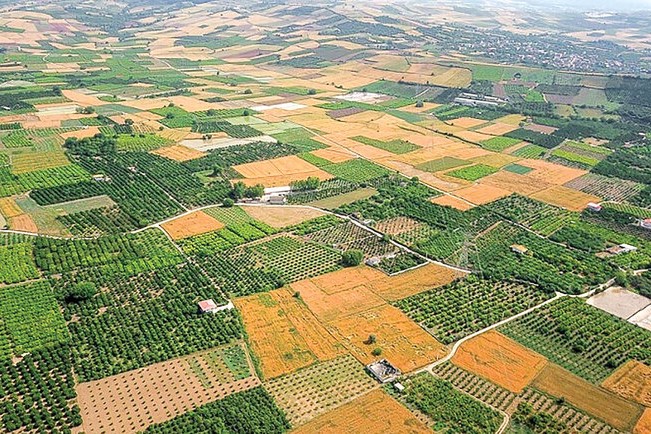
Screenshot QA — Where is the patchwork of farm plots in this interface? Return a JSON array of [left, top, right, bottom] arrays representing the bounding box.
[[0, 3, 651, 434]]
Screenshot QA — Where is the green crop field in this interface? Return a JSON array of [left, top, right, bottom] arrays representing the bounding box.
[[0, 280, 69, 357], [448, 164, 498, 181], [352, 136, 420, 154], [480, 136, 521, 152], [0, 3, 649, 434]]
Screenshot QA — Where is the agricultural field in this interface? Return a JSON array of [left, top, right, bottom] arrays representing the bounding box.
[[160, 210, 225, 240], [451, 331, 548, 393], [327, 303, 447, 372], [564, 173, 644, 202], [395, 278, 553, 344], [76, 343, 260, 433], [265, 355, 376, 426], [601, 360, 651, 407], [291, 389, 430, 434], [234, 290, 345, 379], [2, 1, 651, 432], [500, 297, 651, 383], [432, 363, 518, 414], [241, 205, 325, 229], [395, 374, 504, 434], [142, 387, 289, 434], [531, 363, 643, 432], [0, 280, 69, 358], [482, 194, 574, 236], [448, 164, 498, 181], [0, 242, 39, 284]]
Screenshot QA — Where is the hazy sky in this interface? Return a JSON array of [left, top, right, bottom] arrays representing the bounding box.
[[527, 0, 651, 11]]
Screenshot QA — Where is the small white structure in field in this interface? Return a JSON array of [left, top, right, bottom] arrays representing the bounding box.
[[269, 194, 287, 205], [510, 244, 529, 255], [366, 257, 382, 267], [394, 382, 405, 393], [92, 174, 111, 182], [366, 359, 401, 383], [606, 244, 638, 255], [198, 299, 218, 314], [640, 218, 651, 230], [587, 202, 602, 212]]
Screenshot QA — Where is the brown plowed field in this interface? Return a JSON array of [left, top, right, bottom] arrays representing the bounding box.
[[328, 304, 447, 372], [601, 360, 651, 407], [151, 144, 206, 162], [76, 343, 260, 434], [234, 290, 345, 379], [160, 211, 224, 240], [452, 330, 547, 393], [532, 363, 643, 432], [290, 389, 430, 434], [242, 205, 325, 229]]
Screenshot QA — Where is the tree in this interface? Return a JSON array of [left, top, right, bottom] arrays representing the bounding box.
[[124, 118, 134, 125], [65, 282, 96, 303], [365, 334, 376, 345], [243, 109, 251, 116], [290, 176, 321, 191], [230, 181, 247, 200], [244, 89, 253, 94], [222, 198, 234, 207], [372, 348, 382, 356], [308, 89, 317, 95], [341, 249, 363, 267], [244, 184, 264, 199], [415, 100, 424, 108]]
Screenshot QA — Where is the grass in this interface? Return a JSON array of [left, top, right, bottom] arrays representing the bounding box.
[[0, 280, 69, 357], [307, 188, 378, 210], [503, 164, 533, 175], [447, 164, 498, 181], [416, 157, 469, 172], [298, 152, 331, 168], [551, 149, 599, 167], [204, 206, 256, 226], [511, 144, 547, 158], [322, 159, 390, 183], [481, 136, 521, 152], [351, 136, 419, 154], [116, 134, 172, 151]]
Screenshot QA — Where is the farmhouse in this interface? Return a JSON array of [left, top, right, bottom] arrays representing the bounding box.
[[198, 299, 218, 314], [92, 174, 111, 182], [640, 218, 651, 230], [605, 244, 638, 256], [366, 359, 401, 383], [269, 194, 287, 205], [454, 93, 508, 108], [587, 202, 602, 212], [366, 257, 382, 267], [510, 244, 529, 255]]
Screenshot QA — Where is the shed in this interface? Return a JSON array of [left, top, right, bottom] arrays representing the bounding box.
[[366, 359, 401, 383], [640, 218, 651, 230], [587, 202, 602, 212], [198, 299, 218, 313], [606, 244, 638, 255], [510, 244, 528, 255], [366, 257, 382, 267], [269, 194, 286, 205]]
